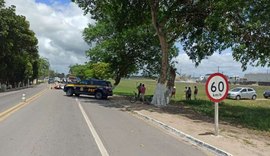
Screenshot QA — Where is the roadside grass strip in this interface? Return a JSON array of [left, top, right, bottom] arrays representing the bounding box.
[[114, 79, 270, 131], [134, 111, 233, 156], [0, 89, 48, 122]]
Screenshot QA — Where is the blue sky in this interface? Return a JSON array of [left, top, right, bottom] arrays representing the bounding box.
[[35, 0, 71, 5]]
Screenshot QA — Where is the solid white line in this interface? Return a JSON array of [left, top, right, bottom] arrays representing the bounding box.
[[76, 98, 109, 156]]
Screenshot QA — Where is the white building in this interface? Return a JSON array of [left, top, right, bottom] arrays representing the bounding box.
[[244, 73, 270, 82]]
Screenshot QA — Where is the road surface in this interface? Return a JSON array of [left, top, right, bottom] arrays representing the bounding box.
[[0, 85, 208, 156]]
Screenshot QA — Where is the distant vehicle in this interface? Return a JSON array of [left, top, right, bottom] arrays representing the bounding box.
[[54, 84, 64, 89], [48, 78, 54, 84], [63, 78, 113, 99], [54, 77, 61, 83], [227, 87, 257, 100], [263, 90, 270, 98]]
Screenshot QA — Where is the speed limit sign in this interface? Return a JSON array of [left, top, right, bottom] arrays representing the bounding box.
[[205, 73, 229, 136], [205, 73, 229, 102]]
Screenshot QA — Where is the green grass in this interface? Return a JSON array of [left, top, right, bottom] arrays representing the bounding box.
[[113, 79, 157, 96], [113, 78, 270, 131]]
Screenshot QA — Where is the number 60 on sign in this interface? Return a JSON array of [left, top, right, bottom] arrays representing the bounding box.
[[205, 73, 229, 102]]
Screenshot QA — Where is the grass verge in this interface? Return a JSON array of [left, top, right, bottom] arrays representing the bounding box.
[[177, 99, 270, 131], [113, 78, 270, 131]]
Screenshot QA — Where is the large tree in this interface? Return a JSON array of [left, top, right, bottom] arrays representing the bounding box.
[[73, 0, 270, 106], [38, 57, 50, 79], [83, 21, 177, 86], [0, 1, 39, 87], [75, 0, 178, 89]]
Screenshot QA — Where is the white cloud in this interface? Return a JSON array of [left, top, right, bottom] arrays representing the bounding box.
[[5, 0, 269, 77], [6, 0, 93, 74]]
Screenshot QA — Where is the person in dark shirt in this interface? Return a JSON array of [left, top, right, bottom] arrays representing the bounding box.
[[137, 83, 142, 98], [187, 87, 192, 100]]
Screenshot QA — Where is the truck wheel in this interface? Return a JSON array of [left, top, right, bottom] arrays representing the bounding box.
[[236, 95, 241, 100], [95, 92, 103, 99], [66, 88, 74, 96]]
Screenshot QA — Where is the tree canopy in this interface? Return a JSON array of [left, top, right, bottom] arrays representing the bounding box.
[[38, 57, 50, 79], [74, 0, 178, 86], [74, 0, 270, 70], [83, 22, 177, 84], [69, 62, 112, 80], [73, 0, 270, 106], [0, 1, 39, 87]]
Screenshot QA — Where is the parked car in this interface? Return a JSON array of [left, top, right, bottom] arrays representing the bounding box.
[[227, 87, 257, 100], [263, 90, 270, 98]]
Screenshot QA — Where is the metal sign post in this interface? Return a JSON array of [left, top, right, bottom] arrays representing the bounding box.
[[215, 102, 219, 136], [205, 73, 229, 136]]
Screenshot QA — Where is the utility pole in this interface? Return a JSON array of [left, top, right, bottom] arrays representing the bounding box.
[[218, 66, 220, 73]]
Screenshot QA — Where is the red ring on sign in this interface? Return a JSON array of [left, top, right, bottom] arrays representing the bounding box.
[[205, 73, 229, 102]]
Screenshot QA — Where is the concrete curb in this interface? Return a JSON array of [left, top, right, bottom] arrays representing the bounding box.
[[134, 111, 233, 156]]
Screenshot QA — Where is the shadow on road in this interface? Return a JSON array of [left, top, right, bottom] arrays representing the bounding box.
[[64, 92, 270, 132], [73, 95, 214, 125]]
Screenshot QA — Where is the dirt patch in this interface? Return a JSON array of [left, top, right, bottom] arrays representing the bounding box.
[[110, 96, 270, 156]]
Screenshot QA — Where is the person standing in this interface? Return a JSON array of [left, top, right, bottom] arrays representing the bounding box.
[[194, 86, 198, 100], [140, 84, 146, 103], [137, 83, 142, 98], [171, 86, 176, 98], [187, 87, 192, 100], [184, 87, 188, 100]]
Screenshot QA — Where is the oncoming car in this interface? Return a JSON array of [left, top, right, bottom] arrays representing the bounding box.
[[63, 78, 113, 99], [227, 87, 257, 100]]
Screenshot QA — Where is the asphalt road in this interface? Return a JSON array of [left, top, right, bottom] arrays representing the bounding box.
[[0, 87, 208, 156], [0, 83, 49, 112]]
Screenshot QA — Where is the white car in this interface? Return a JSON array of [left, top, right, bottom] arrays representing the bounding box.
[[227, 87, 257, 100]]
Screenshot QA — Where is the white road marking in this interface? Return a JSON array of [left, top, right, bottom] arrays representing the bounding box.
[[76, 98, 109, 156]]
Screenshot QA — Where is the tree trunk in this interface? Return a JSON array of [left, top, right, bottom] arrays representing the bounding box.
[[167, 66, 176, 95], [150, 1, 170, 107], [151, 83, 168, 106], [168, 67, 176, 85], [113, 75, 121, 90], [151, 34, 169, 107], [165, 67, 177, 103]]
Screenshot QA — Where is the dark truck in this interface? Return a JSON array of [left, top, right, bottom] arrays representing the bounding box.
[[63, 78, 113, 99]]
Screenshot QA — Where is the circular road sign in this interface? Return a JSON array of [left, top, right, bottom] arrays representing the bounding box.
[[205, 73, 229, 102]]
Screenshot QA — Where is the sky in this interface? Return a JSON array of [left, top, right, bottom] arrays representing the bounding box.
[[5, 0, 270, 77]]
